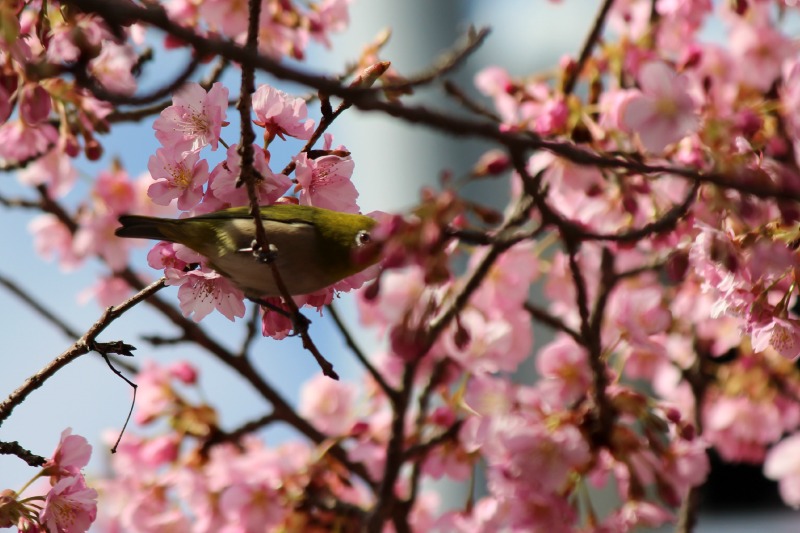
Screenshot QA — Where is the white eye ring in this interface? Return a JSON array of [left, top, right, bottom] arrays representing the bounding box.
[[355, 230, 371, 246]]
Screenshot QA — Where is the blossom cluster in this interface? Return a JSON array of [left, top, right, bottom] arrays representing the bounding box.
[[144, 80, 370, 336], [465, 0, 800, 518], [0, 429, 96, 533], [8, 0, 800, 532]]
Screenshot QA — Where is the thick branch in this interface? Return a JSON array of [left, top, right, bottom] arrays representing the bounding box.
[[65, 0, 800, 202]]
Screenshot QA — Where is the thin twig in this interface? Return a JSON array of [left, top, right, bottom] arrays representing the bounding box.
[[72, 54, 201, 106], [237, 304, 262, 358], [0, 194, 40, 209], [327, 303, 396, 399], [376, 27, 490, 93], [0, 272, 81, 340], [201, 412, 278, 454], [423, 188, 537, 351], [0, 278, 166, 428], [443, 80, 502, 122], [524, 301, 582, 343], [562, 0, 615, 95]]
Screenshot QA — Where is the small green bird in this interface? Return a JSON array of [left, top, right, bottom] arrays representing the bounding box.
[[115, 204, 378, 298]]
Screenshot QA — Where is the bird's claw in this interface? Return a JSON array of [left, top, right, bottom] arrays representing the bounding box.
[[238, 242, 279, 264]]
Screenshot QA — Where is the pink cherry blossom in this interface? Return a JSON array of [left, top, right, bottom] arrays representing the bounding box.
[[535, 334, 591, 407], [29, 214, 82, 271], [208, 144, 292, 206], [728, 20, 793, 92], [198, 0, 249, 38], [93, 166, 139, 215], [133, 360, 180, 425], [17, 150, 77, 198], [252, 84, 314, 142], [39, 475, 98, 533], [43, 428, 92, 481], [750, 316, 800, 360], [704, 395, 783, 462], [308, 0, 352, 47], [259, 299, 294, 340], [601, 500, 674, 532], [443, 308, 532, 374], [294, 147, 360, 213], [257, 10, 310, 60], [18, 84, 51, 125], [89, 42, 138, 96], [45, 14, 110, 63], [153, 82, 229, 156], [147, 147, 209, 210], [608, 0, 651, 39], [299, 374, 357, 435], [218, 483, 287, 531], [78, 275, 132, 307], [621, 61, 699, 153], [72, 212, 133, 272], [764, 433, 800, 508], [166, 267, 246, 322], [0, 119, 58, 162], [147, 242, 189, 272], [468, 240, 540, 313]]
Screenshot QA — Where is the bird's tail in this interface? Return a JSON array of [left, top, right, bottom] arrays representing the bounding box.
[[115, 215, 179, 242]]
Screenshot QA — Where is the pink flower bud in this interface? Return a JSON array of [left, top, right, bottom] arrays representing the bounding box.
[[19, 84, 50, 125], [84, 138, 103, 161], [169, 361, 198, 384]]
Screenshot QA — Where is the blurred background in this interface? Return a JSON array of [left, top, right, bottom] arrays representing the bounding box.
[[0, 0, 797, 530]]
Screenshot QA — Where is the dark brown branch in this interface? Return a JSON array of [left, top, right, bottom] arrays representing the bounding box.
[[0, 441, 46, 467], [675, 344, 713, 533], [65, 0, 800, 203], [366, 362, 417, 532], [423, 189, 537, 351], [562, 0, 615, 95], [524, 301, 582, 343], [237, 305, 262, 358], [230, 0, 338, 379], [201, 412, 278, 453], [71, 54, 201, 106], [443, 80, 502, 122], [107, 57, 230, 123], [36, 185, 78, 233]]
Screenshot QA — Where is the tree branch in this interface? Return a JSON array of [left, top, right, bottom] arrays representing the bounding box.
[[0, 277, 165, 428]]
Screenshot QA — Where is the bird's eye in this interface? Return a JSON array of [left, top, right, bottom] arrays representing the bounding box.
[[355, 230, 371, 246]]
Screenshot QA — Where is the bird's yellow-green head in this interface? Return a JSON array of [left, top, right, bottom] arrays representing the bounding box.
[[115, 204, 379, 298]]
